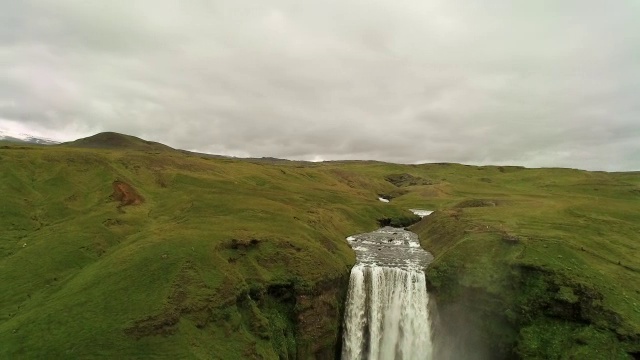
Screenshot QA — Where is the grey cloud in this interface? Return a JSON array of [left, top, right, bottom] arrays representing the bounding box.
[[0, 0, 639, 170]]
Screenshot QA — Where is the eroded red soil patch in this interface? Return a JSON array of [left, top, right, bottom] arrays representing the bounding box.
[[111, 180, 144, 207]]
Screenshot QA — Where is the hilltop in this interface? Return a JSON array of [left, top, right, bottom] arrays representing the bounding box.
[[63, 132, 175, 152], [0, 132, 639, 359]]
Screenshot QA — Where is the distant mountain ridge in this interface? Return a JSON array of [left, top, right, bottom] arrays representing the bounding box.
[[62, 132, 175, 151], [2, 129, 296, 161], [0, 129, 60, 145], [65, 132, 299, 163]]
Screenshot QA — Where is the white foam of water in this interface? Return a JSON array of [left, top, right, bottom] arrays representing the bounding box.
[[409, 209, 434, 218], [342, 265, 433, 360], [342, 227, 434, 359]]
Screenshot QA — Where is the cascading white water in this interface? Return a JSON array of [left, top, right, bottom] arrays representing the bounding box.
[[342, 227, 434, 360]]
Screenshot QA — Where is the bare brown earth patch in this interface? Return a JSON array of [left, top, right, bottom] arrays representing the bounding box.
[[111, 180, 144, 207]]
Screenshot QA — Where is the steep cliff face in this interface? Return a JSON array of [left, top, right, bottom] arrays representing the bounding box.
[[295, 275, 350, 359], [224, 273, 349, 360], [412, 210, 640, 359]]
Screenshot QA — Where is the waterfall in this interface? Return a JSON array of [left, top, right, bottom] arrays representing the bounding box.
[[342, 227, 434, 360]]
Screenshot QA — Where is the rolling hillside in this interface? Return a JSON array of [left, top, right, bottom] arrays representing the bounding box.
[[0, 133, 639, 359]]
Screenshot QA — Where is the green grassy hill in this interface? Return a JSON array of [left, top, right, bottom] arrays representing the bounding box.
[[1, 134, 639, 359], [405, 165, 640, 359], [0, 139, 409, 359], [63, 132, 176, 152]]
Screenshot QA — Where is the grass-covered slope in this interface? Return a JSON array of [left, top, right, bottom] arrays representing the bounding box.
[[63, 132, 176, 152], [401, 165, 640, 359], [1, 137, 639, 359], [0, 144, 412, 359]]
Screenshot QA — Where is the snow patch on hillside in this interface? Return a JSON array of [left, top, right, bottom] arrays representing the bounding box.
[[0, 129, 60, 145]]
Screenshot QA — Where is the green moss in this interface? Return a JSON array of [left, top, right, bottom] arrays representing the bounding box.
[[518, 321, 629, 360]]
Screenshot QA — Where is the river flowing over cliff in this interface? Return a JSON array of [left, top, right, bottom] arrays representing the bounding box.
[[341, 227, 434, 360]]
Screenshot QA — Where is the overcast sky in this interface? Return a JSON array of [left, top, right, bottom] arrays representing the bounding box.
[[1, 1, 639, 170]]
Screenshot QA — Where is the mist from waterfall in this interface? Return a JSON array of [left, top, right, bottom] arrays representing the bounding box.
[[341, 227, 434, 360]]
